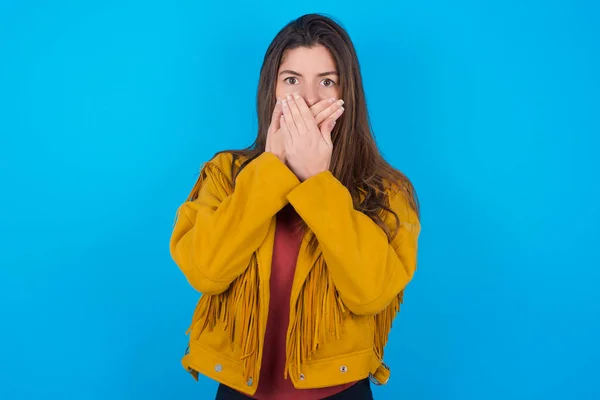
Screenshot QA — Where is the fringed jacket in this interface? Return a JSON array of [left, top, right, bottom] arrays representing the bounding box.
[[169, 151, 421, 396]]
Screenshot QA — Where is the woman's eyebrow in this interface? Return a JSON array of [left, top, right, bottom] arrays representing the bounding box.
[[278, 69, 339, 77]]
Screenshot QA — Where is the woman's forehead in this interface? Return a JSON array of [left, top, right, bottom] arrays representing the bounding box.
[[279, 46, 337, 73]]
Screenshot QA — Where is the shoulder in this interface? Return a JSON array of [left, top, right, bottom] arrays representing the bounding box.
[[202, 151, 251, 181], [182, 152, 247, 202], [205, 151, 238, 173]]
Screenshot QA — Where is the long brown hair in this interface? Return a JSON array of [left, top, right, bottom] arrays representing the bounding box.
[[218, 13, 419, 244]]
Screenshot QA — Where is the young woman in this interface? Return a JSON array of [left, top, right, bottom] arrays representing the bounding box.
[[170, 13, 421, 400]]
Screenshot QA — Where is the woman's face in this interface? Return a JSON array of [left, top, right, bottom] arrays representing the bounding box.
[[275, 45, 342, 106]]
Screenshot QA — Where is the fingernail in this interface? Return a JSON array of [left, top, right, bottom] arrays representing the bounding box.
[[337, 99, 344, 106], [329, 98, 336, 103], [286, 94, 292, 100], [282, 100, 287, 108], [276, 99, 281, 104], [293, 92, 300, 99]]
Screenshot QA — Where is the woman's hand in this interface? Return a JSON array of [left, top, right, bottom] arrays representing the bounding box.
[[266, 97, 344, 165], [311, 97, 346, 127], [280, 93, 344, 181]]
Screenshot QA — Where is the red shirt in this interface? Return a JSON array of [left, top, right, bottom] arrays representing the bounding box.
[[252, 204, 357, 399]]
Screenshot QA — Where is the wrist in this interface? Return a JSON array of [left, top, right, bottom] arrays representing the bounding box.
[[268, 151, 285, 165], [298, 167, 328, 182]]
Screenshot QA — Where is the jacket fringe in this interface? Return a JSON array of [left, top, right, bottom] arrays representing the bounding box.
[[284, 254, 349, 379], [283, 254, 404, 379], [186, 255, 261, 383], [373, 290, 404, 361]]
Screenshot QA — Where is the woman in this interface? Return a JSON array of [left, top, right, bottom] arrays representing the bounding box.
[[170, 13, 421, 400]]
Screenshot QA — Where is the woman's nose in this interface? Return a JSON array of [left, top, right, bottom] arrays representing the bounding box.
[[301, 86, 319, 107]]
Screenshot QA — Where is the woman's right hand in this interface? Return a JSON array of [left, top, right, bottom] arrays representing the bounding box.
[[266, 97, 344, 164]]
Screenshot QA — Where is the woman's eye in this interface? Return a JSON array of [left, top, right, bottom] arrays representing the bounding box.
[[322, 78, 336, 87], [284, 77, 298, 85]]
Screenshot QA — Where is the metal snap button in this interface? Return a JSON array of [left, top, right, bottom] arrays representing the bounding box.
[[247, 377, 253, 386], [299, 373, 305, 381], [214, 363, 223, 372], [340, 365, 348, 373]]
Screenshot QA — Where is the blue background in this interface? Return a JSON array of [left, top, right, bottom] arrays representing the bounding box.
[[1, 1, 598, 399]]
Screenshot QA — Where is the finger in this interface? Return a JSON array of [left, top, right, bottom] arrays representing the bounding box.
[[331, 105, 345, 123], [314, 99, 344, 125], [285, 94, 308, 133], [281, 97, 300, 139], [292, 93, 319, 131], [320, 107, 344, 145], [310, 97, 336, 119], [268, 99, 283, 133]]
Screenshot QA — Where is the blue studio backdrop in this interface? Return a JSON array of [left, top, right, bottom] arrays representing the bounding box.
[[1, 1, 598, 399]]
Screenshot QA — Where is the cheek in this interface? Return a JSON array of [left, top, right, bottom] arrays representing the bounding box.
[[275, 82, 293, 100], [321, 86, 342, 100], [334, 85, 343, 98]]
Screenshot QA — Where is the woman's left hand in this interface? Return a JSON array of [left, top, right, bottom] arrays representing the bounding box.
[[280, 93, 342, 181]]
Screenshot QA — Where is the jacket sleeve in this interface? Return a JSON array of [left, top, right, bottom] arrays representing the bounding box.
[[170, 152, 300, 295], [287, 171, 421, 315]]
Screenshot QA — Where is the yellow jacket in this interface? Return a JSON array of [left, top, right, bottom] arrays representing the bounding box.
[[169, 151, 421, 396]]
